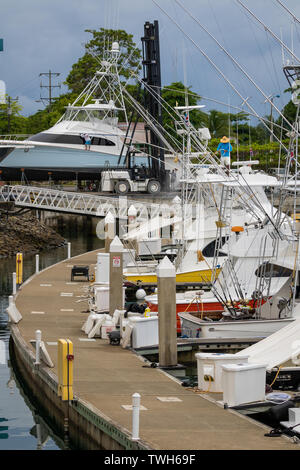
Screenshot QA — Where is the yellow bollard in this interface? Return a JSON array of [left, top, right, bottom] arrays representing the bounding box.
[[57, 339, 74, 401], [16, 253, 23, 285]]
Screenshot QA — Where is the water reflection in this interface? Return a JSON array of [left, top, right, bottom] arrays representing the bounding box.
[[0, 213, 104, 449]]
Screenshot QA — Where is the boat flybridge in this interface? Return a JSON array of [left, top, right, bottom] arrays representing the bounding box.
[[124, 104, 283, 284], [0, 42, 142, 180]]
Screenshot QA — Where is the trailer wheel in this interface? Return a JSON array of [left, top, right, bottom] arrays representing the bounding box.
[[115, 180, 130, 194], [147, 180, 161, 194]]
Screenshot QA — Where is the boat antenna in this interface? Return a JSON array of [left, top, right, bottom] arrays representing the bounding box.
[[152, 0, 291, 152], [174, 0, 297, 137], [236, 0, 300, 64], [274, 0, 300, 26]]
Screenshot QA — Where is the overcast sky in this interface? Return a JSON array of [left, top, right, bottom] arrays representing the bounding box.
[[1, 0, 300, 126]]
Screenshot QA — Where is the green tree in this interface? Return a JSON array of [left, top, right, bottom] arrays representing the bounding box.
[[0, 95, 26, 134], [204, 109, 229, 138], [65, 28, 142, 94], [161, 82, 207, 140]]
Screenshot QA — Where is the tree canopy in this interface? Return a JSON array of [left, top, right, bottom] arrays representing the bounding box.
[[65, 28, 142, 94]]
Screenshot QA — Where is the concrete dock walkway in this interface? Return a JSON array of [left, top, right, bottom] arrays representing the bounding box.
[[14, 249, 298, 450]]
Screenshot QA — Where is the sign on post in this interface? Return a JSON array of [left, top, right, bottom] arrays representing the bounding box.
[[112, 256, 121, 268]]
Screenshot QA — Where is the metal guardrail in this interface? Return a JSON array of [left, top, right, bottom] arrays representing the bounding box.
[[0, 184, 173, 220]]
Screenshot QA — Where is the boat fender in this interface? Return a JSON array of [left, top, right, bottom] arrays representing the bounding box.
[[88, 316, 106, 338], [6, 304, 22, 324], [121, 323, 133, 349], [84, 313, 103, 335], [136, 288, 146, 300], [112, 309, 125, 326]]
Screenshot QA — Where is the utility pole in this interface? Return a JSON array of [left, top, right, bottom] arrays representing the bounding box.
[[39, 70, 61, 110]]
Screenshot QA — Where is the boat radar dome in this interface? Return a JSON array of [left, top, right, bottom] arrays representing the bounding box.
[[111, 42, 120, 52]]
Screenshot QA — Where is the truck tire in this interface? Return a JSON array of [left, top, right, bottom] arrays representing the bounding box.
[[147, 180, 161, 194], [115, 180, 130, 194]]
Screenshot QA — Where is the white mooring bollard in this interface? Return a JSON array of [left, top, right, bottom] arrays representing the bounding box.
[[132, 392, 141, 441], [12, 272, 17, 295], [35, 254, 39, 274], [35, 330, 42, 365], [67, 242, 71, 259], [8, 295, 14, 308]]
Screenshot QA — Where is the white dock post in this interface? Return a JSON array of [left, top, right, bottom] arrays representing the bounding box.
[[109, 236, 124, 316], [35, 330, 42, 365], [12, 272, 17, 295], [105, 211, 115, 253], [8, 295, 14, 307], [35, 254, 39, 274], [67, 242, 71, 259], [157, 256, 178, 368], [132, 392, 141, 441]]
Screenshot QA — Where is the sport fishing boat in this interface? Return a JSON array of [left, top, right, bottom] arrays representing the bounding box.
[[125, 162, 282, 286], [0, 42, 139, 180]]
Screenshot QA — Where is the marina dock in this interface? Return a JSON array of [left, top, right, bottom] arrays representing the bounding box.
[[10, 248, 298, 450]]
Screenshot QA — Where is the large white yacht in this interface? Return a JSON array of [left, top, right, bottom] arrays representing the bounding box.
[[0, 43, 139, 180]]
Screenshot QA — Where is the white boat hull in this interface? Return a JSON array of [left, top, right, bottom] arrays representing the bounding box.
[[179, 312, 295, 339]]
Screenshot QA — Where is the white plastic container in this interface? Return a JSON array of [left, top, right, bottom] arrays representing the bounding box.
[[95, 286, 126, 311], [95, 286, 110, 311], [195, 353, 249, 393], [101, 319, 116, 339], [222, 363, 267, 407], [130, 316, 159, 348]]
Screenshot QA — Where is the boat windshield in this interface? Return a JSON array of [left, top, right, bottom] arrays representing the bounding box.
[[63, 108, 119, 127]]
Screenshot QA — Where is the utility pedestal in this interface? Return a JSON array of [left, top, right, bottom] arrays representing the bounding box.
[[109, 236, 124, 316]]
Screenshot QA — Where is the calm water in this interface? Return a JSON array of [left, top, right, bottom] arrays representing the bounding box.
[[0, 214, 104, 450]]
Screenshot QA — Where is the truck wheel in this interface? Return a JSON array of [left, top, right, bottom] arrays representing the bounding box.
[[147, 180, 161, 194], [115, 180, 130, 194]]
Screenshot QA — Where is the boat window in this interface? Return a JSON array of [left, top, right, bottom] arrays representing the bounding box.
[[255, 263, 292, 278], [28, 133, 115, 146], [29, 133, 83, 145], [91, 137, 115, 146], [202, 236, 228, 258]]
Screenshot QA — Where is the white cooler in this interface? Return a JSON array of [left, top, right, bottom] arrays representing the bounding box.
[[130, 316, 158, 348], [222, 363, 267, 407], [195, 353, 249, 393], [95, 286, 126, 311]]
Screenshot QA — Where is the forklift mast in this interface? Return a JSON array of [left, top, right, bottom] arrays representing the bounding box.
[[141, 20, 168, 190]]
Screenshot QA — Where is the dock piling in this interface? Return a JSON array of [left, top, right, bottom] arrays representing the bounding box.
[[67, 242, 71, 259], [109, 236, 124, 316], [157, 256, 178, 368], [131, 392, 141, 441]]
